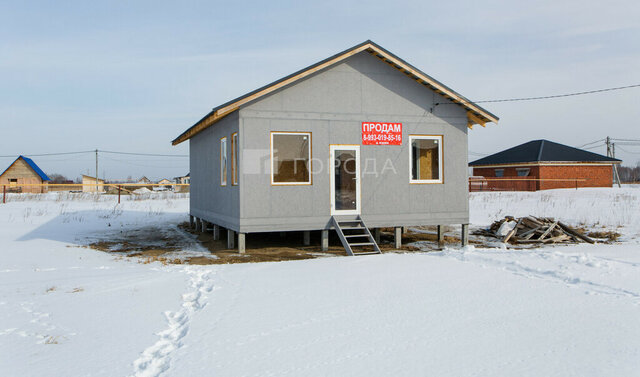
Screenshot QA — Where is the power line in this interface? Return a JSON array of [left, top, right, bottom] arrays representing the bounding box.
[[576, 139, 605, 149], [0, 150, 94, 158], [98, 150, 189, 157], [611, 138, 640, 142], [616, 146, 640, 155], [0, 149, 188, 158], [437, 83, 640, 105]]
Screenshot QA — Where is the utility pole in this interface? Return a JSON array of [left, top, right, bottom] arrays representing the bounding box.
[[95, 149, 99, 193], [606, 137, 622, 188]]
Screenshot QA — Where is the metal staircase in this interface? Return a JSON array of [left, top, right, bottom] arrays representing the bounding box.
[[331, 215, 381, 256]]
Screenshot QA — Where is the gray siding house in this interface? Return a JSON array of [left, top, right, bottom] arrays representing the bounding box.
[[172, 40, 498, 255]]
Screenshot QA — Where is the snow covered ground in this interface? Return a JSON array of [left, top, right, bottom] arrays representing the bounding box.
[[1, 188, 639, 376]]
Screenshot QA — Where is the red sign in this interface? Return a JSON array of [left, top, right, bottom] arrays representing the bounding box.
[[361, 122, 402, 145]]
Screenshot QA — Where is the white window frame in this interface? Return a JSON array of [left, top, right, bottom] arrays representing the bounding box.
[[409, 135, 444, 184], [330, 145, 361, 215], [231, 132, 239, 186], [270, 131, 312, 186], [220, 136, 227, 186]]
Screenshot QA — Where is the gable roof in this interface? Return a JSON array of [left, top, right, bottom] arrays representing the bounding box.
[[0, 156, 51, 181], [469, 140, 621, 166], [172, 40, 499, 145]]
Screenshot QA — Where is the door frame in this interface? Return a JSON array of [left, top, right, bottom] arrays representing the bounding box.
[[329, 144, 361, 216]]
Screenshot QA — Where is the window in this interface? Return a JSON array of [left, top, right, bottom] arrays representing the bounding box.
[[231, 133, 238, 185], [495, 169, 504, 177], [9, 179, 17, 186], [410, 135, 443, 183], [271, 132, 312, 185], [220, 137, 227, 186], [516, 168, 530, 177]]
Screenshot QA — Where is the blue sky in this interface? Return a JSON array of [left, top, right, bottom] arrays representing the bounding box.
[[1, 0, 639, 180]]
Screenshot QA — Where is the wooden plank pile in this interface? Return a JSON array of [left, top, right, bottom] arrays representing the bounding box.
[[483, 216, 595, 245]]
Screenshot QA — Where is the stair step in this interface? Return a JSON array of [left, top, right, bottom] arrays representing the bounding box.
[[331, 215, 381, 257]]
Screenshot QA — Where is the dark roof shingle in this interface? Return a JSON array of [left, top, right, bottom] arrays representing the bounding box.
[[469, 140, 621, 166]]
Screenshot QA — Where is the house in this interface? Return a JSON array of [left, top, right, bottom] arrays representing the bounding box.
[[174, 173, 190, 185], [0, 156, 50, 193], [137, 176, 152, 184], [172, 40, 498, 254], [156, 178, 173, 191], [82, 175, 105, 193], [173, 173, 190, 193], [469, 139, 621, 191]]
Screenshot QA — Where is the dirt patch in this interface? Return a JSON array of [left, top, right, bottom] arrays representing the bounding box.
[[85, 222, 444, 265]]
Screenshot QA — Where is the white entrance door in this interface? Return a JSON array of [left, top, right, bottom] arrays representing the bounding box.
[[330, 145, 361, 215]]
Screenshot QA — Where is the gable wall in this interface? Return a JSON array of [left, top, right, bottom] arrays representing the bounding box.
[[236, 52, 471, 231], [0, 159, 47, 193]]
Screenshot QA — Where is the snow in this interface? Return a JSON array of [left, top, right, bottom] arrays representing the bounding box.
[[1, 189, 640, 376]]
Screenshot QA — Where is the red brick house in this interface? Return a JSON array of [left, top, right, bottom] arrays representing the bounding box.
[[469, 140, 621, 191]]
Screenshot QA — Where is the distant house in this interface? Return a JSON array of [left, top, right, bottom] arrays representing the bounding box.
[[174, 173, 190, 185], [137, 176, 152, 184], [82, 175, 105, 193], [0, 156, 50, 193], [469, 140, 621, 191], [156, 178, 173, 191]]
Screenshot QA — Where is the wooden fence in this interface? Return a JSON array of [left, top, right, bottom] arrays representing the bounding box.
[[469, 177, 586, 192], [2, 183, 190, 204]]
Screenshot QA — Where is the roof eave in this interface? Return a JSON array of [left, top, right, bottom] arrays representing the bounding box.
[[172, 40, 499, 145]]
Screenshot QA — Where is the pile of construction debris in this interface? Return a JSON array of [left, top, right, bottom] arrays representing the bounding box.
[[480, 216, 595, 245]]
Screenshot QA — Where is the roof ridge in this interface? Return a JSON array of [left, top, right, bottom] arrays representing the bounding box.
[[536, 140, 545, 161]]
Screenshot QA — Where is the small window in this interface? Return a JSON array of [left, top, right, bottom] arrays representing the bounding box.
[[220, 137, 227, 186], [516, 168, 530, 177], [410, 135, 443, 183], [495, 169, 504, 177], [231, 132, 239, 185], [271, 132, 311, 185], [9, 179, 17, 185]]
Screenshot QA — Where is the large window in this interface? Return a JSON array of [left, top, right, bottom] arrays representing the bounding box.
[[220, 136, 227, 186], [271, 132, 312, 185], [516, 168, 530, 177], [410, 135, 443, 184], [231, 132, 238, 185]]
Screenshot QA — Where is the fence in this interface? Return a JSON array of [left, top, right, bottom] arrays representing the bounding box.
[[469, 177, 586, 192], [1, 183, 190, 204]]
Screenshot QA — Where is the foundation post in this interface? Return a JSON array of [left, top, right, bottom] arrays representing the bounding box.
[[195, 217, 202, 232], [238, 233, 246, 254], [394, 227, 402, 249], [437, 225, 444, 247], [227, 229, 235, 249], [321, 230, 329, 251], [461, 224, 469, 247], [213, 224, 220, 241], [373, 228, 381, 244], [201, 220, 208, 233], [189, 215, 194, 229], [303, 231, 311, 246]]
